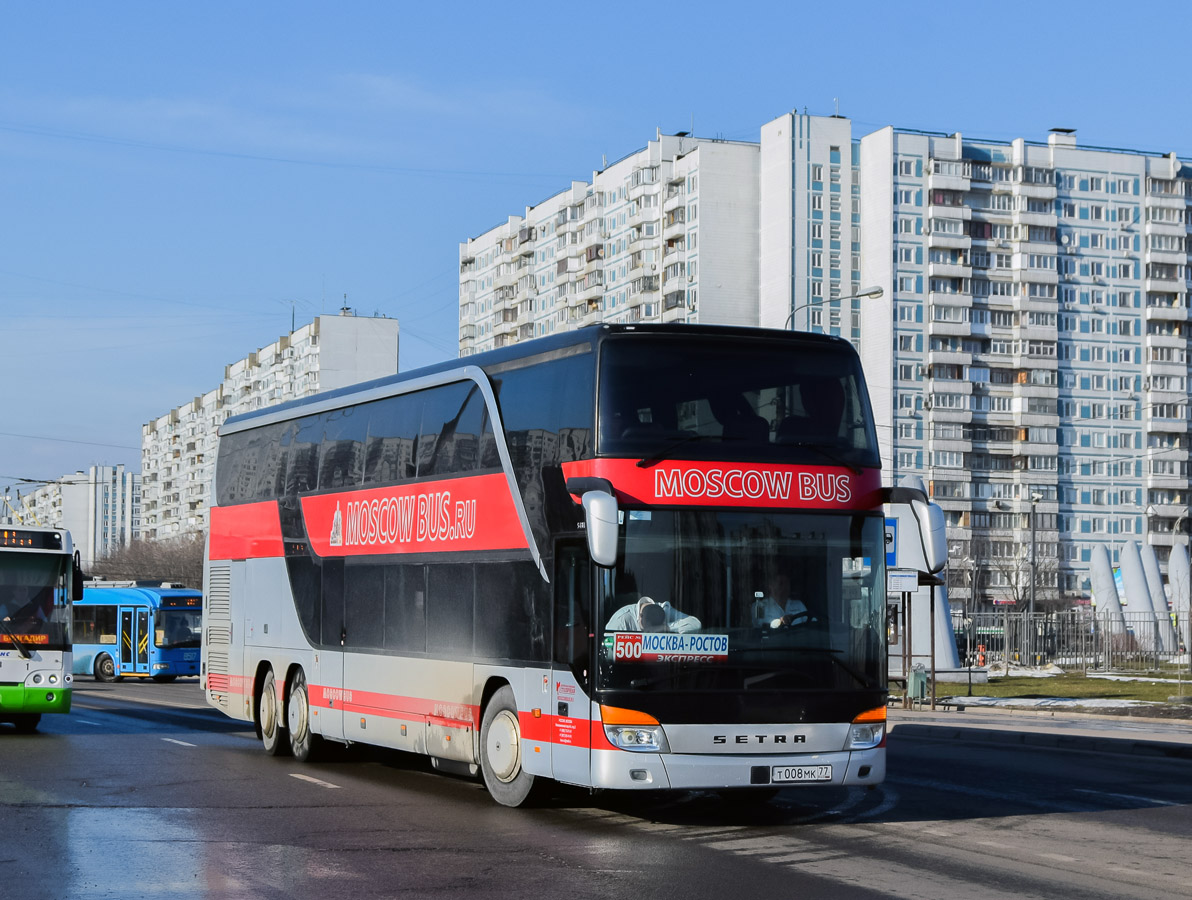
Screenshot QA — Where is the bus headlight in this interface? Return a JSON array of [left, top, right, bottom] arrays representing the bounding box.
[[600, 704, 670, 753], [32, 674, 43, 684], [48, 675, 58, 685], [605, 725, 669, 752], [846, 707, 886, 750]]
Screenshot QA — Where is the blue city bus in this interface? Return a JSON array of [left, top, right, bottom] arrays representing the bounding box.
[[73, 584, 202, 682]]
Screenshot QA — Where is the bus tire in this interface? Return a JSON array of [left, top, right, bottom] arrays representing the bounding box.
[[287, 668, 323, 762], [259, 668, 288, 757], [94, 654, 118, 683], [479, 685, 546, 807], [11, 714, 41, 733]]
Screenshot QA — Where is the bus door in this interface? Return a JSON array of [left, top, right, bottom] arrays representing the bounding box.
[[551, 543, 593, 785], [314, 558, 345, 741], [119, 606, 151, 677]]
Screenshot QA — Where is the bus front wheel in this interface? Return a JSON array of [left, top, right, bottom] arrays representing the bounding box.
[[10, 714, 41, 733], [259, 668, 288, 757], [287, 668, 323, 762], [94, 654, 118, 683], [479, 685, 546, 807]]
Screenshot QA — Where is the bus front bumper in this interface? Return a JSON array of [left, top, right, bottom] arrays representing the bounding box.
[[591, 746, 885, 791], [0, 683, 73, 716]]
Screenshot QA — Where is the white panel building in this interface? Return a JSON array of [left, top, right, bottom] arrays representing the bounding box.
[[459, 132, 759, 355], [462, 115, 1192, 607], [140, 312, 400, 540], [1, 464, 140, 569]]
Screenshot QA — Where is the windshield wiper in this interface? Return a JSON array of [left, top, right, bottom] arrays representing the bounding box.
[[1, 618, 31, 660], [779, 441, 862, 474], [636, 434, 724, 469]]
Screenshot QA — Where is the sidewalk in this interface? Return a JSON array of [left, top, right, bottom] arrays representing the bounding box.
[[888, 704, 1192, 760]]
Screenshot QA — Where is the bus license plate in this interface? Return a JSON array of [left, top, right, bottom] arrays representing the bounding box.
[[772, 764, 832, 783]]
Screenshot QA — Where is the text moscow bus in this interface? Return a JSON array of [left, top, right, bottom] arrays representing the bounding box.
[[0, 526, 83, 732], [73, 583, 203, 682], [203, 324, 903, 806]]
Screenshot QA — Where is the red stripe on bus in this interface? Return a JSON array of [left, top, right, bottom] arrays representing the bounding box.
[[208, 502, 284, 560], [562, 459, 883, 510], [306, 683, 599, 750], [300, 473, 529, 558]]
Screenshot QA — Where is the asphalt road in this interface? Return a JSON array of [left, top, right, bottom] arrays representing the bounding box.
[[1, 680, 1189, 900]]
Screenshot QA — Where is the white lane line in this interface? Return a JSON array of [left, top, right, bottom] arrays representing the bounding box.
[[161, 738, 196, 747], [290, 773, 341, 789], [75, 718, 103, 726], [1038, 852, 1077, 862], [1073, 788, 1177, 807]]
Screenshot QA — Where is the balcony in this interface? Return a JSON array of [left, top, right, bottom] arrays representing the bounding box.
[[927, 231, 971, 250]]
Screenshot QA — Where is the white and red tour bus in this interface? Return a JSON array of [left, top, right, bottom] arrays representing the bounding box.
[[203, 324, 904, 806]]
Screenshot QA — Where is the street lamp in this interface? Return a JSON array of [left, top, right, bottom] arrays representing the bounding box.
[[1029, 492, 1042, 665], [785, 285, 884, 331]]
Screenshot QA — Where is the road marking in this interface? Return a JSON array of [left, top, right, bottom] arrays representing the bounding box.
[[290, 773, 341, 789], [161, 738, 196, 747], [1073, 788, 1177, 807], [1038, 852, 1077, 862], [75, 718, 103, 726]]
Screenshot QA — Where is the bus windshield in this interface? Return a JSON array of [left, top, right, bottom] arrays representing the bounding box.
[[598, 335, 880, 468], [597, 510, 886, 694], [0, 556, 70, 651], [156, 608, 202, 649]]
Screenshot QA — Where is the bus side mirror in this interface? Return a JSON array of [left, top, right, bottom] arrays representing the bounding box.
[[913, 497, 947, 574], [581, 491, 619, 568], [72, 551, 85, 602], [882, 485, 947, 575]]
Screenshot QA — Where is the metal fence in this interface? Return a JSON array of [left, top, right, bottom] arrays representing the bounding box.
[[951, 609, 1192, 673]]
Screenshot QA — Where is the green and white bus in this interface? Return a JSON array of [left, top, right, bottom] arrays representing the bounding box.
[[0, 526, 83, 732]]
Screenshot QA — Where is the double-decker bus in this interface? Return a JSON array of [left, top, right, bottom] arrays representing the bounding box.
[[204, 324, 932, 805], [73, 584, 203, 682], [0, 526, 82, 732]]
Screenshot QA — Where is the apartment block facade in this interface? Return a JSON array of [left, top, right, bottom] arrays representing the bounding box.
[[459, 133, 759, 355], [1, 464, 140, 569], [140, 313, 401, 540], [461, 115, 1192, 607]]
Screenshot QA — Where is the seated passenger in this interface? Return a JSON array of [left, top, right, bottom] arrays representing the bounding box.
[[606, 595, 701, 634]]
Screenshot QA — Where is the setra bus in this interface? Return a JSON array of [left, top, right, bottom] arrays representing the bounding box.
[[73, 584, 203, 682], [0, 526, 83, 732], [203, 324, 939, 805]]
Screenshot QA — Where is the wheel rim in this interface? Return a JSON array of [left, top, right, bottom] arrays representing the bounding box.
[[99, 657, 113, 678], [486, 709, 521, 784], [261, 676, 277, 738], [288, 677, 309, 739]]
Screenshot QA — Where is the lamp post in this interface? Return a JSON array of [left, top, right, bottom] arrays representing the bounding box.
[[785, 285, 884, 331], [1029, 492, 1041, 665]]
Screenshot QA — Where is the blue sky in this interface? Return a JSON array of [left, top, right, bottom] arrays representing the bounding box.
[[3, 1, 1191, 490]]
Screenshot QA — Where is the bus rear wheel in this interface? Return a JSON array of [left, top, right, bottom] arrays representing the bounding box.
[[259, 668, 288, 757], [94, 654, 118, 683], [287, 668, 323, 762], [479, 685, 546, 807]]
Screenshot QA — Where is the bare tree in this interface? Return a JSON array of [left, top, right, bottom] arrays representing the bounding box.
[[89, 534, 205, 588], [989, 550, 1063, 612]]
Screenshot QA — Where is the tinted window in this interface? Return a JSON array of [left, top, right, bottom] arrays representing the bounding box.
[[598, 336, 879, 467], [344, 562, 385, 649], [427, 565, 474, 655], [384, 565, 426, 653]]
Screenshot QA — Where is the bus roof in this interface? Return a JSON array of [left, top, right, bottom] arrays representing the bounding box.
[[221, 323, 857, 432], [79, 585, 202, 605]]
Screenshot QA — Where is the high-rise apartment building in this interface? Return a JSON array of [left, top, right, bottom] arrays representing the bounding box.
[[461, 115, 1192, 607], [459, 132, 758, 355], [1, 464, 140, 569], [140, 312, 401, 540]]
